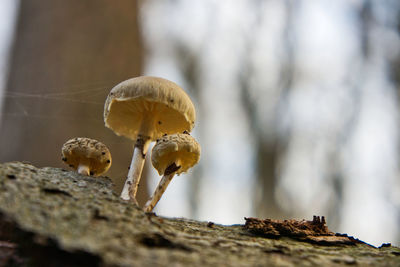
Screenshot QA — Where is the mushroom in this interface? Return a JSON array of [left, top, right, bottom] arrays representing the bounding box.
[[61, 137, 112, 176], [143, 133, 200, 212], [104, 76, 196, 203]]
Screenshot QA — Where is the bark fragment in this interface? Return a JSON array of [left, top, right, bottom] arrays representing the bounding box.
[[244, 216, 370, 246]]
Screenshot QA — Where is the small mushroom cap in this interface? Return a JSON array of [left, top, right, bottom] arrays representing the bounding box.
[[151, 133, 200, 175], [104, 76, 196, 140], [61, 137, 112, 176]]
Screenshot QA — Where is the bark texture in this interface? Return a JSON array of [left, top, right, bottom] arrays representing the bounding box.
[[0, 162, 399, 266]]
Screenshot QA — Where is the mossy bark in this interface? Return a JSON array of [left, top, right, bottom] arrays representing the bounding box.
[[0, 162, 399, 266]]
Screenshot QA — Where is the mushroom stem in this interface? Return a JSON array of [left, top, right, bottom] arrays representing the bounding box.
[[77, 164, 90, 176], [143, 173, 175, 212], [120, 137, 151, 203]]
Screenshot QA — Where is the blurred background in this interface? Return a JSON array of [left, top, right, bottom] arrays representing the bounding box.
[[0, 0, 399, 247]]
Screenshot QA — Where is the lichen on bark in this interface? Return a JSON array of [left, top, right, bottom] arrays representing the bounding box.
[[0, 162, 399, 266]]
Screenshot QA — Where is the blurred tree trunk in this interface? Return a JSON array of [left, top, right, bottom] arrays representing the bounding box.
[[178, 49, 202, 218], [0, 0, 149, 203], [239, 1, 298, 219]]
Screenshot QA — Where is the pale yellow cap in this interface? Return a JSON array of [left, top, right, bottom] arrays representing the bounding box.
[[104, 76, 196, 140], [151, 133, 200, 175], [61, 137, 112, 176]]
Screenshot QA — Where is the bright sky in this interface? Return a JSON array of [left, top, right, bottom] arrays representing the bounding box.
[[0, 0, 19, 122]]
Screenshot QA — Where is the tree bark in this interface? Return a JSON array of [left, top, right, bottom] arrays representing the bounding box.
[[0, 161, 398, 266]]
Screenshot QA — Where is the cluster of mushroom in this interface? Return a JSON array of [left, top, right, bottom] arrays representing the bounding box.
[[61, 76, 201, 212], [103, 76, 200, 210]]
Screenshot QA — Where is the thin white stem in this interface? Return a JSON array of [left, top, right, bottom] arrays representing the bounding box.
[[143, 173, 175, 212], [120, 138, 151, 203], [77, 164, 90, 176]]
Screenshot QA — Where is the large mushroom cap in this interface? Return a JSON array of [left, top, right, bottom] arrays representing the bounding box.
[[151, 133, 200, 176], [61, 137, 112, 176], [104, 76, 196, 140]]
